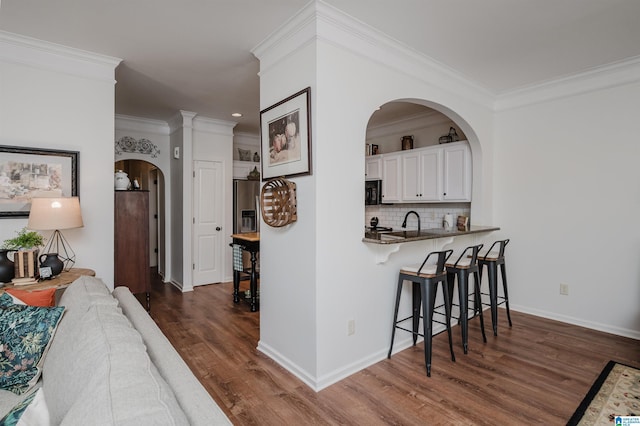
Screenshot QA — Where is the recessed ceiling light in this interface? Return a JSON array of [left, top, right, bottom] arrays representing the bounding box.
[[231, 112, 243, 117]]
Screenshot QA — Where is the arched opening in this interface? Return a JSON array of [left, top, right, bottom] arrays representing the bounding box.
[[114, 159, 167, 278], [364, 99, 484, 229]]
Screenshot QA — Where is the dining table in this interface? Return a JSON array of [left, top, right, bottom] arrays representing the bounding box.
[[231, 232, 260, 312]]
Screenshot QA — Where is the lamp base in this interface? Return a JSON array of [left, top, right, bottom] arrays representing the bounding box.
[[42, 230, 76, 271]]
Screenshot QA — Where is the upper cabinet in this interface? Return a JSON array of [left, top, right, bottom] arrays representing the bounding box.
[[376, 141, 471, 203], [365, 156, 382, 180], [442, 143, 472, 201], [381, 153, 402, 203]]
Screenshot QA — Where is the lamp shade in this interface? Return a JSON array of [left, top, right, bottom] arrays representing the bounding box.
[[27, 197, 84, 231]]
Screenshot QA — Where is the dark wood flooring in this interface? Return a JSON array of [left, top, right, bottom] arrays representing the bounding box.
[[145, 272, 639, 425]]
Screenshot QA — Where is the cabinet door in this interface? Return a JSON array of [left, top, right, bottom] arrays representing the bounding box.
[[420, 149, 442, 201], [401, 151, 421, 201], [443, 143, 471, 201], [365, 156, 382, 179], [381, 154, 401, 203], [115, 191, 150, 294]]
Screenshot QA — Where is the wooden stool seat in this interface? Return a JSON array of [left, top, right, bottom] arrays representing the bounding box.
[[445, 244, 486, 354], [400, 264, 440, 277], [389, 249, 455, 377]]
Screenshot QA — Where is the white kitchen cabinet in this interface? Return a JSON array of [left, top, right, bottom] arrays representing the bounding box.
[[442, 142, 471, 201], [400, 150, 442, 202], [371, 141, 470, 203], [365, 155, 382, 180], [381, 153, 401, 203]]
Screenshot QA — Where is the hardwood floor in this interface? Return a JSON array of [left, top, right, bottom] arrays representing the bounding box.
[[146, 273, 639, 425]]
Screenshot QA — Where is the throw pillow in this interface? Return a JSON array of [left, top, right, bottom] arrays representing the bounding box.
[[0, 294, 21, 308], [0, 303, 65, 395], [0, 388, 50, 426], [4, 289, 56, 308]]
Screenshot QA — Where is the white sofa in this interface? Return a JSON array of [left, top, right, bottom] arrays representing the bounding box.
[[0, 276, 232, 425]]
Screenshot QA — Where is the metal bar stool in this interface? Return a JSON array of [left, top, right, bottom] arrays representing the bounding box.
[[477, 239, 512, 336], [388, 249, 455, 377], [445, 244, 487, 354]]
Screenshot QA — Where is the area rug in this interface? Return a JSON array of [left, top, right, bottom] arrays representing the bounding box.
[[567, 361, 640, 425]]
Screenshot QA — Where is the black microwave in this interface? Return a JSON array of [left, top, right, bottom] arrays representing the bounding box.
[[365, 180, 381, 205]]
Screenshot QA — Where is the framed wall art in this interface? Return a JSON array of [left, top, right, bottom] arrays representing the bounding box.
[[260, 87, 311, 180], [0, 145, 79, 218]]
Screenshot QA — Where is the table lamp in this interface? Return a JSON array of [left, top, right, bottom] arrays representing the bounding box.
[[27, 197, 84, 271]]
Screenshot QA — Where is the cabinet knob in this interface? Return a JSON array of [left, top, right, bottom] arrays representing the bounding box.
[[216, 226, 222, 231]]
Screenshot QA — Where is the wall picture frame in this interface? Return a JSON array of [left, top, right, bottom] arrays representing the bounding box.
[[0, 145, 79, 218], [260, 87, 311, 180]]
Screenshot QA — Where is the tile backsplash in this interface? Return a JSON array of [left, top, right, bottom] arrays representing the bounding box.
[[366, 203, 470, 230]]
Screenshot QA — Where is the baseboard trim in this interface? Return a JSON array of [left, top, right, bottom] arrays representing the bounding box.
[[511, 304, 640, 340], [258, 323, 445, 392]]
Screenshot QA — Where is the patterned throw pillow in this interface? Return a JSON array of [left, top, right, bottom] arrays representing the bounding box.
[[0, 294, 18, 308], [0, 388, 50, 425], [0, 302, 65, 395]]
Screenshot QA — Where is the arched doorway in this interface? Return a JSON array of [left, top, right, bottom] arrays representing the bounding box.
[[365, 99, 485, 225], [114, 159, 166, 277]]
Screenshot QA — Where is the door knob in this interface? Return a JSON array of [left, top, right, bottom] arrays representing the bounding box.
[[216, 226, 222, 231]]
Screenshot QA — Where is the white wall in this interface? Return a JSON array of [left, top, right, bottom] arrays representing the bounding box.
[[0, 31, 120, 285], [494, 78, 640, 337], [253, 2, 495, 390]]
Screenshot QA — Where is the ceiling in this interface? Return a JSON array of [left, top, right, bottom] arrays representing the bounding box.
[[1, 0, 639, 134]]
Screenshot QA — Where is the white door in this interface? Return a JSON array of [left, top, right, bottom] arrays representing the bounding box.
[[193, 160, 224, 285]]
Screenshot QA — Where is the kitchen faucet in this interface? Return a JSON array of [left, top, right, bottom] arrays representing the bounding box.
[[401, 210, 421, 233]]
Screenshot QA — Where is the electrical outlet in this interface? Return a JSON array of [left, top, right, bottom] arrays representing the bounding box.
[[347, 319, 355, 336], [559, 283, 569, 296]]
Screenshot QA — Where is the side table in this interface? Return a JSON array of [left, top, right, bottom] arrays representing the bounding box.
[[0, 268, 96, 294]]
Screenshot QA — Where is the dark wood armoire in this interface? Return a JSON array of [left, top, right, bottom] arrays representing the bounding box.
[[114, 190, 150, 309]]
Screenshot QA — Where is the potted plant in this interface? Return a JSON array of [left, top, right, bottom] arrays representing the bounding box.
[[2, 227, 45, 280]]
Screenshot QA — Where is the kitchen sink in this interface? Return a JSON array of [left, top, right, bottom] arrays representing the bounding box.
[[384, 230, 440, 239]]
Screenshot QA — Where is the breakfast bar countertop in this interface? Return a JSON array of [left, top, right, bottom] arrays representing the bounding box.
[[362, 225, 500, 244]]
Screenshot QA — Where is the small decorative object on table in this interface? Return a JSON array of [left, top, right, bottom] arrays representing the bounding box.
[[2, 228, 44, 282], [28, 197, 84, 271], [115, 170, 130, 190]]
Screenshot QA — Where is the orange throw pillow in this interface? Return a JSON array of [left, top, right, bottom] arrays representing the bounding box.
[[5, 288, 57, 307]]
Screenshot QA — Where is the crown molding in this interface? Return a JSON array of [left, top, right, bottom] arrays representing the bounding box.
[[495, 55, 640, 111], [0, 30, 121, 83], [115, 114, 170, 135], [192, 116, 237, 136], [252, 0, 494, 109], [167, 110, 197, 132]]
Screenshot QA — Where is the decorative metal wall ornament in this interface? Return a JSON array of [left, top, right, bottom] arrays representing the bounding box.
[[115, 136, 160, 158]]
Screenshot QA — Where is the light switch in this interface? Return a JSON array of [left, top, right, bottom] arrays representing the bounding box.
[[173, 147, 180, 159]]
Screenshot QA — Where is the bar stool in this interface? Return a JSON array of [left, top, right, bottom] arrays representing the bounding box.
[[477, 239, 512, 336], [388, 249, 455, 377], [445, 244, 487, 354]]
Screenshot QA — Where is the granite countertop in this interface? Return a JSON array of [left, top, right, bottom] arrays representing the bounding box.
[[362, 225, 500, 244]]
